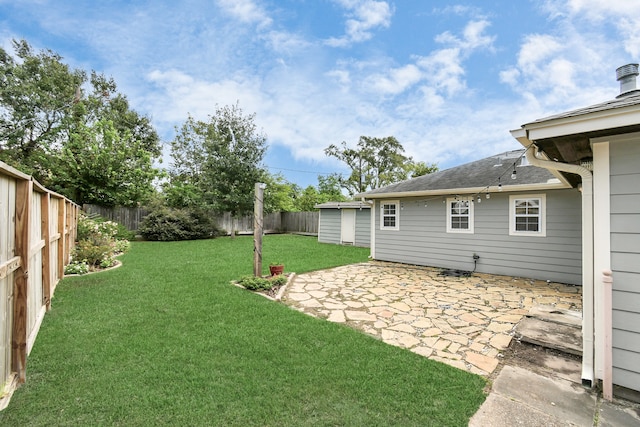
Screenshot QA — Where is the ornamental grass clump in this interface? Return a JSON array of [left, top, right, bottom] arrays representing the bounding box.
[[65, 214, 131, 274]]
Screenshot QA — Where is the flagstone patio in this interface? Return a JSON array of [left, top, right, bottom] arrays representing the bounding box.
[[282, 261, 582, 376]]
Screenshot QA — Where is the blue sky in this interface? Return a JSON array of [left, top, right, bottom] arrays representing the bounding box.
[[1, 0, 638, 188]]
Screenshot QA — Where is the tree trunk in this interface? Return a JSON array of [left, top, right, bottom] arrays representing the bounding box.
[[230, 217, 236, 239]]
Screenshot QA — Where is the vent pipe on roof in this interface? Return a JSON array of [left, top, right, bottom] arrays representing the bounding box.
[[616, 63, 640, 98]]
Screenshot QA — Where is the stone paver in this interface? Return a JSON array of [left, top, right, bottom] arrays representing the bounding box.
[[283, 261, 582, 376]]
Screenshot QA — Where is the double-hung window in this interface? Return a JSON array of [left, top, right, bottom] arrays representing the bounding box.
[[380, 200, 399, 230], [446, 198, 474, 233], [509, 194, 546, 236]]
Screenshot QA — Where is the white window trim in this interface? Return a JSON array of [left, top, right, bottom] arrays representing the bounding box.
[[446, 197, 474, 234], [380, 200, 399, 231], [509, 194, 546, 237]]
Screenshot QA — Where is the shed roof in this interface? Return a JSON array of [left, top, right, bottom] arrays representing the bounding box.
[[315, 201, 371, 209], [358, 150, 566, 198]]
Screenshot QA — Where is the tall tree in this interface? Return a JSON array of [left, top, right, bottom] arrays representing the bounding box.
[[0, 39, 84, 180], [263, 173, 299, 213], [55, 119, 157, 206], [0, 39, 162, 206], [169, 104, 267, 235], [293, 175, 348, 211], [409, 161, 439, 178], [325, 136, 421, 196]]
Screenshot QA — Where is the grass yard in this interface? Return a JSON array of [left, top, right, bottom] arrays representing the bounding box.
[[0, 234, 486, 426]]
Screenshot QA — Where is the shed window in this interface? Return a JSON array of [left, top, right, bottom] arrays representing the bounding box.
[[447, 198, 474, 233], [380, 201, 399, 230], [509, 194, 546, 237]]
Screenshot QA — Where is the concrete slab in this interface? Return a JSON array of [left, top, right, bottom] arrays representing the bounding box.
[[528, 304, 582, 327], [516, 317, 582, 356], [598, 400, 640, 426], [495, 366, 596, 426], [469, 393, 567, 427], [539, 352, 582, 384]]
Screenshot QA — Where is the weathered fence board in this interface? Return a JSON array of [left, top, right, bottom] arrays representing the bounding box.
[[0, 161, 78, 410], [82, 205, 149, 232], [83, 205, 320, 236], [282, 211, 319, 235]]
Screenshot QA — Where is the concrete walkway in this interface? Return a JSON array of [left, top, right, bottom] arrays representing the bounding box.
[[283, 261, 582, 376]]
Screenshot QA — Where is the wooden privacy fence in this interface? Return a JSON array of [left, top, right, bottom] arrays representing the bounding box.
[[82, 204, 149, 232], [0, 161, 79, 408], [83, 205, 320, 235]]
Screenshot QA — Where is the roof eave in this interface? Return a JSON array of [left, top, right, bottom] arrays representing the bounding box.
[[359, 181, 570, 199], [521, 103, 640, 141]]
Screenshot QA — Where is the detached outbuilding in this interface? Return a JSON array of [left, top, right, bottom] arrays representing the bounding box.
[[315, 201, 371, 247]]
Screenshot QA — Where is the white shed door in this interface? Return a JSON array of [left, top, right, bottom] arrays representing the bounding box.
[[341, 209, 356, 244]]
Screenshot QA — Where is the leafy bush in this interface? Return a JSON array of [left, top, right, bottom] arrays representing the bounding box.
[[138, 207, 222, 241], [74, 239, 114, 267], [69, 214, 130, 271], [64, 260, 89, 275], [237, 275, 287, 291]]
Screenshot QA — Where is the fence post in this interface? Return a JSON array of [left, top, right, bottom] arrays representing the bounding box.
[[13, 179, 31, 383], [253, 183, 266, 277], [41, 193, 51, 310]]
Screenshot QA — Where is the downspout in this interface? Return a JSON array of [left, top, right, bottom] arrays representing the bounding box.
[[525, 146, 595, 387]]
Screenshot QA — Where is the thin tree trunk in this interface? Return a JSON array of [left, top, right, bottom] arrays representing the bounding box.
[[230, 217, 236, 239]]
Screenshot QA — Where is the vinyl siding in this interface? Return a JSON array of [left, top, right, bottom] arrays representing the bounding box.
[[372, 189, 582, 284], [318, 208, 371, 247], [317, 209, 341, 244], [610, 138, 640, 392], [355, 209, 371, 247]]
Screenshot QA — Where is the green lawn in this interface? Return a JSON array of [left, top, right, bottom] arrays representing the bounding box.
[[0, 234, 486, 426]]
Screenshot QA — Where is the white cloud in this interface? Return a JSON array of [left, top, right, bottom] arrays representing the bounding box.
[[538, 0, 640, 59], [216, 0, 273, 29], [500, 1, 634, 114], [366, 64, 422, 95], [325, 0, 393, 47]]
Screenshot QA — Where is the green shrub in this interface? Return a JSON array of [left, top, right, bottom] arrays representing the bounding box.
[[64, 260, 89, 275], [73, 239, 113, 267], [138, 207, 222, 241], [115, 239, 131, 253], [237, 275, 287, 291], [70, 214, 130, 270], [114, 223, 135, 240]]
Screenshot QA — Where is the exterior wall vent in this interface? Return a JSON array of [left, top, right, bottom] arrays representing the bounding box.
[[616, 63, 640, 98]]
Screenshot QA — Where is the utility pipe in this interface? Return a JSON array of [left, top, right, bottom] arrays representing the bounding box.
[[525, 146, 595, 388]]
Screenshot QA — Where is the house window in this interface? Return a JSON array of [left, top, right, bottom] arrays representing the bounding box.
[[509, 194, 546, 237], [380, 200, 399, 230], [446, 198, 474, 233]]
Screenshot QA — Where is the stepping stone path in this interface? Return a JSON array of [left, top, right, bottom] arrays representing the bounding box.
[[283, 261, 582, 376]]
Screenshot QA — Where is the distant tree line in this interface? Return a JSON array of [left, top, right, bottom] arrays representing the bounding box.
[[1, 39, 437, 240]]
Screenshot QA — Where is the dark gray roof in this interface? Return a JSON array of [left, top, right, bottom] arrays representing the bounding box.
[[358, 150, 562, 197], [315, 201, 371, 209], [527, 92, 640, 125]]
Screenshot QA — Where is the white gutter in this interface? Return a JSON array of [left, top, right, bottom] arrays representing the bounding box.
[[357, 182, 569, 200], [517, 140, 595, 387]]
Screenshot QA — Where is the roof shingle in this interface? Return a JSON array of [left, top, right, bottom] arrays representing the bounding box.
[[359, 150, 561, 197]]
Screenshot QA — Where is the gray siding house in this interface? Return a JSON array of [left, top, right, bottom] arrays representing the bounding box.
[[316, 201, 371, 247], [512, 63, 640, 398], [359, 150, 583, 285]]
